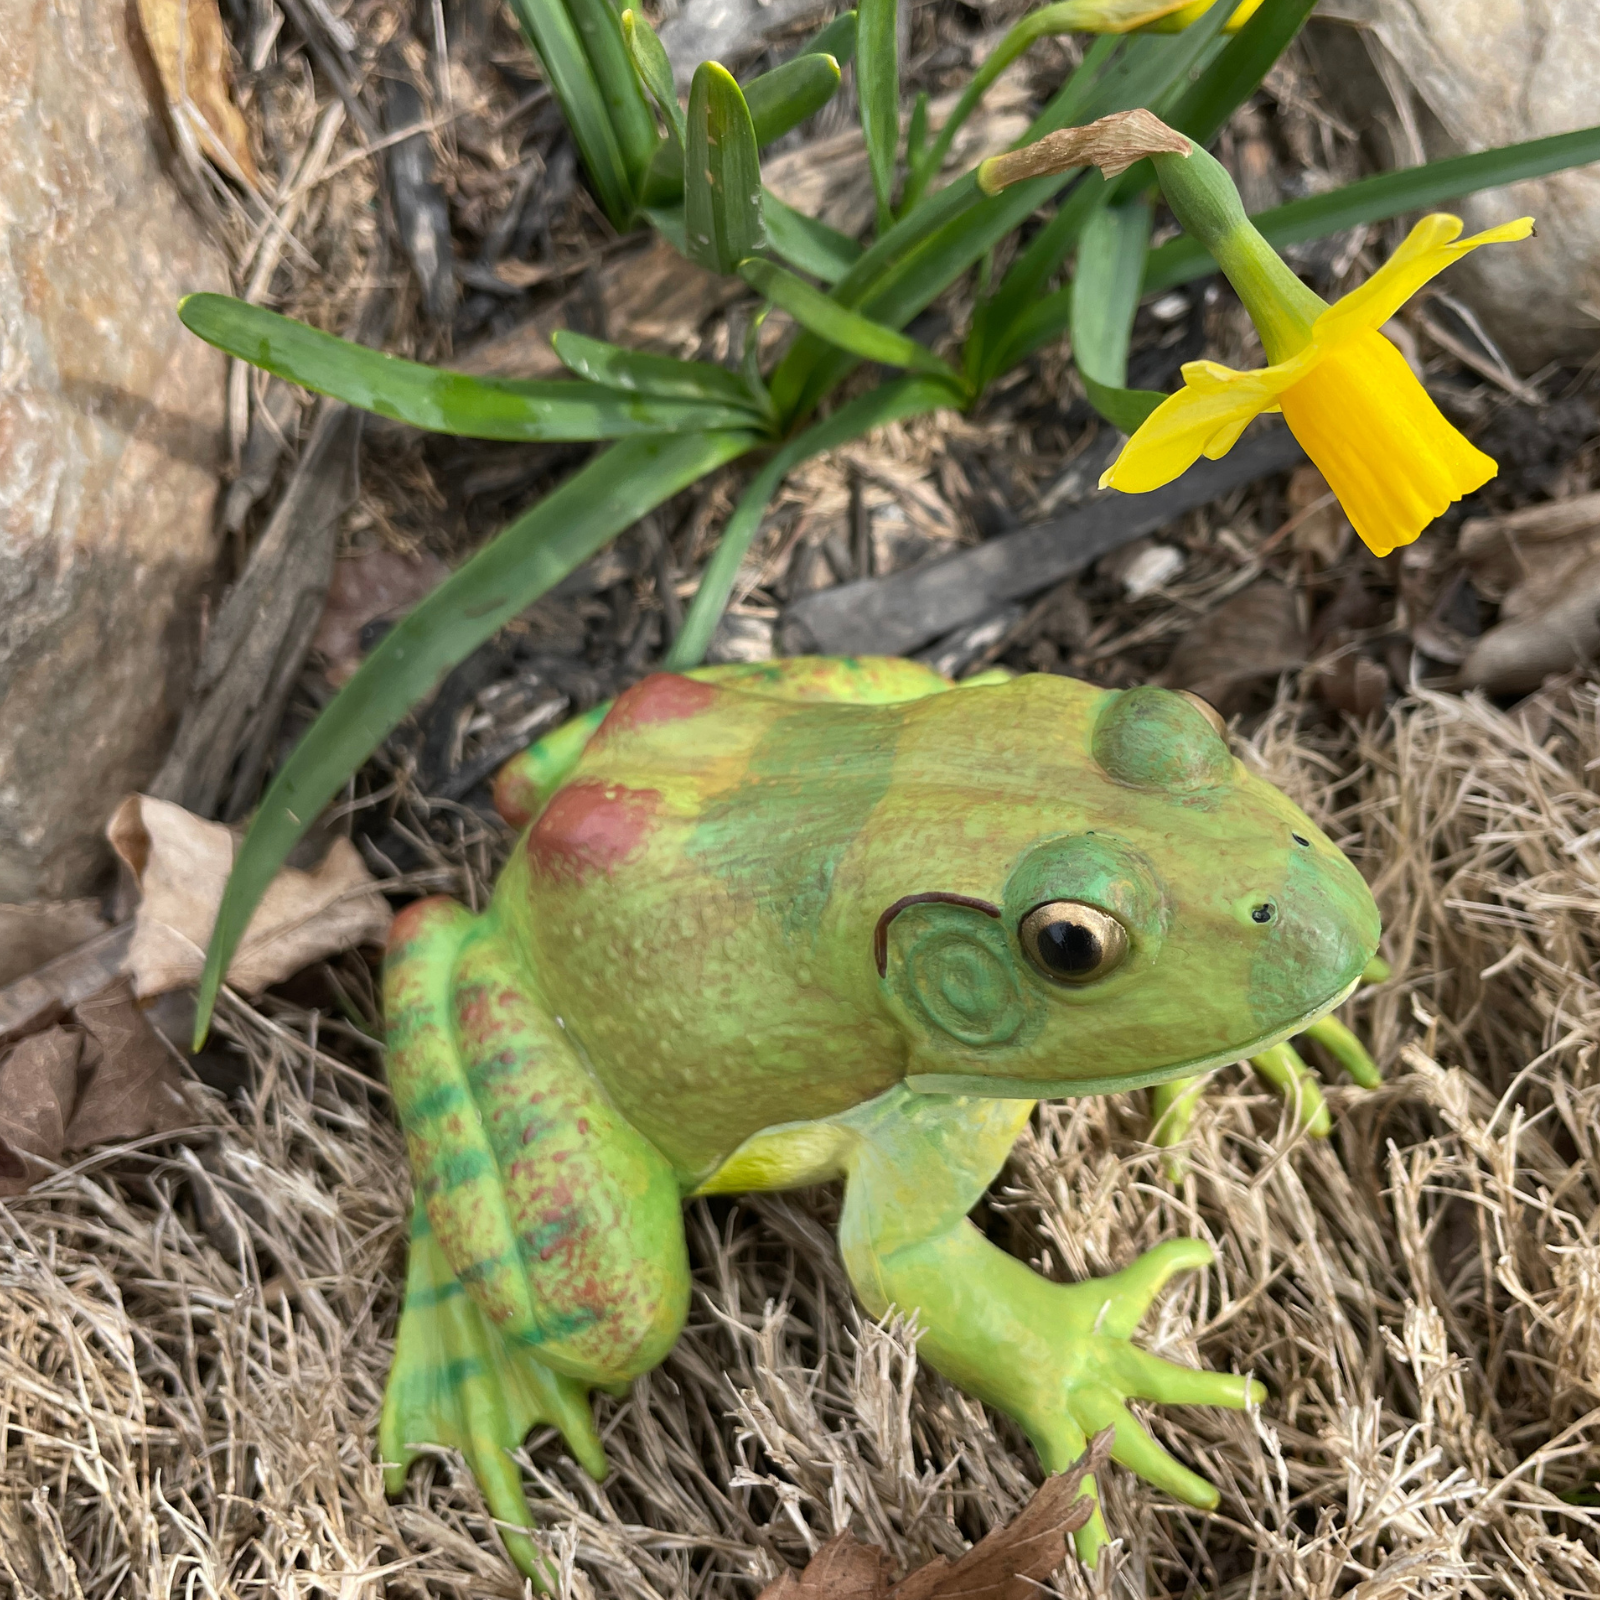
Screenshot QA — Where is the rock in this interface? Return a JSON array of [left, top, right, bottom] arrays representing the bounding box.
[[0, 1, 228, 899], [1311, 3, 1600, 369]]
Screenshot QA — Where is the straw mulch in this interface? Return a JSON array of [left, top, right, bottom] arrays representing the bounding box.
[[5, 677, 1600, 1598]]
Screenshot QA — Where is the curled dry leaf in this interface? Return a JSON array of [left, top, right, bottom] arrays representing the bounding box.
[[0, 981, 189, 1196], [108, 796, 391, 1000], [977, 109, 1190, 193], [133, 0, 260, 186], [757, 1431, 1112, 1600], [1161, 579, 1307, 717], [311, 548, 451, 686]]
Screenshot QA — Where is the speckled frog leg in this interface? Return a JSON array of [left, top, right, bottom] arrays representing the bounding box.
[[380, 898, 689, 1587], [832, 1087, 1262, 1564]]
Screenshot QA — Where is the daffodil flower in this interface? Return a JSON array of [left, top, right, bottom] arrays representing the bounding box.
[[1106, 145, 1534, 557]]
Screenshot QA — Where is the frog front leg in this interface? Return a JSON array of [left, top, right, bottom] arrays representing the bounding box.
[[835, 1087, 1261, 1562], [380, 898, 689, 1586]]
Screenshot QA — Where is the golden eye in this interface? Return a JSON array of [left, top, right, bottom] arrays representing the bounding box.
[[1018, 901, 1128, 985], [1178, 689, 1227, 737]]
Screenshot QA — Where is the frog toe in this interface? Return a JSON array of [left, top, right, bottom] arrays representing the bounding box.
[[1060, 1238, 1214, 1339], [381, 1205, 607, 1589]]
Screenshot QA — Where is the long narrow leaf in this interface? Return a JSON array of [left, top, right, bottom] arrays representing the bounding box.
[[760, 189, 863, 281], [740, 258, 961, 382], [856, 0, 899, 231], [801, 10, 858, 65], [192, 429, 758, 1045], [1071, 199, 1164, 430], [745, 52, 842, 148], [666, 377, 962, 668], [1144, 124, 1600, 295], [551, 329, 768, 413], [506, 0, 635, 226], [621, 9, 685, 144], [565, 0, 659, 193], [1163, 0, 1313, 148], [684, 62, 765, 273], [179, 295, 759, 439]]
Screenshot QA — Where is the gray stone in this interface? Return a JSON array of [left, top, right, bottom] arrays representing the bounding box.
[[1313, 2, 1600, 369], [0, 0, 229, 899]]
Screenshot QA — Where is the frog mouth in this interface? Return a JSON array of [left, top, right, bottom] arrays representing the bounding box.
[[905, 972, 1365, 1101]]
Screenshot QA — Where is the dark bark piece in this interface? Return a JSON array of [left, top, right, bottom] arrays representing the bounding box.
[[782, 427, 1307, 659], [385, 72, 457, 323], [151, 399, 363, 818]]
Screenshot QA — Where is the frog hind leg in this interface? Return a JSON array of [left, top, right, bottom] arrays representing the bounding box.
[[380, 897, 689, 1585]]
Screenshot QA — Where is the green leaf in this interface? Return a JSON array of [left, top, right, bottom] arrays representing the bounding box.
[[621, 8, 685, 144], [564, 0, 660, 193], [179, 295, 760, 439], [801, 10, 857, 66], [760, 188, 863, 281], [666, 376, 961, 668], [1143, 123, 1600, 296], [684, 62, 766, 273], [739, 257, 962, 382], [775, 26, 1217, 421], [192, 429, 757, 1047], [1070, 199, 1165, 431], [857, 0, 899, 231], [550, 329, 770, 414], [506, 0, 636, 226], [1164, 0, 1314, 149], [972, 15, 1233, 384], [744, 52, 842, 147]]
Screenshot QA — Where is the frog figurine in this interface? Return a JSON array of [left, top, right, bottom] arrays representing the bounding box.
[[379, 656, 1382, 1583]]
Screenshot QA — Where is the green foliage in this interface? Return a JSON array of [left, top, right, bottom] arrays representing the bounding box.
[[180, 0, 1600, 1040], [684, 62, 766, 273]]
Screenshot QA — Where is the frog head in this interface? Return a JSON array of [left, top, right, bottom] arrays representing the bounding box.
[[877, 681, 1381, 1099]]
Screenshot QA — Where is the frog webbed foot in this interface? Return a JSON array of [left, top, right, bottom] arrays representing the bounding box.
[[381, 1205, 607, 1588], [1033, 1240, 1264, 1561], [1150, 956, 1388, 1164]]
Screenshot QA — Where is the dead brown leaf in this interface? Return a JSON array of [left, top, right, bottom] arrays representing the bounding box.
[[1161, 580, 1306, 716], [756, 1432, 1111, 1600], [0, 981, 189, 1195], [311, 548, 450, 686], [978, 109, 1191, 193], [108, 796, 392, 999], [134, 0, 260, 186], [0, 900, 108, 988]]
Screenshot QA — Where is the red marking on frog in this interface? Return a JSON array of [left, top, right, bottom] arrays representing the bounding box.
[[595, 673, 720, 741], [527, 780, 662, 883], [386, 895, 459, 957]]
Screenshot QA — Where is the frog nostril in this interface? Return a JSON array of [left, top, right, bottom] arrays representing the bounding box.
[[1251, 902, 1276, 925], [1291, 833, 1310, 848]]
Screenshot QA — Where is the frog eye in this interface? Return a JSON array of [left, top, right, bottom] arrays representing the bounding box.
[[1017, 901, 1128, 985], [1178, 690, 1227, 738]]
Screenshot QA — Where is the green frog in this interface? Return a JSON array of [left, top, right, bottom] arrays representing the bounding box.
[[378, 656, 1382, 1583]]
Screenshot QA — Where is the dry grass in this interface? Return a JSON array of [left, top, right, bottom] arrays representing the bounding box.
[[5, 681, 1600, 1598]]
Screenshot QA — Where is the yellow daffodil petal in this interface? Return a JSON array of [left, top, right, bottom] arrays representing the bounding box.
[[1101, 355, 1312, 492], [1278, 328, 1495, 557], [1313, 213, 1535, 348], [1100, 370, 1268, 492]]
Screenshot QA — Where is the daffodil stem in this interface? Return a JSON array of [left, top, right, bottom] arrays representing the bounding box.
[[1151, 143, 1327, 363]]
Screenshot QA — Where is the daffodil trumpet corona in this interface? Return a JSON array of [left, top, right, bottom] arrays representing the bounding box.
[[1099, 136, 1533, 557]]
